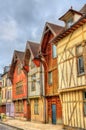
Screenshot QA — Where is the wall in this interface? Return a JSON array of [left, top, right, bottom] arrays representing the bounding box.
[[30, 97, 44, 123], [57, 23, 86, 90], [62, 90, 86, 129], [13, 61, 27, 100]]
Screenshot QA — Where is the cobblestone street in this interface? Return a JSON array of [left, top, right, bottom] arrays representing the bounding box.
[[1, 119, 63, 130]]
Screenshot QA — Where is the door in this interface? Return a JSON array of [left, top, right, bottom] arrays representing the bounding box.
[[52, 104, 56, 124], [10, 103, 14, 117]]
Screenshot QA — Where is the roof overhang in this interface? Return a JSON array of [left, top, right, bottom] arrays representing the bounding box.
[[52, 15, 86, 44], [59, 9, 82, 21]]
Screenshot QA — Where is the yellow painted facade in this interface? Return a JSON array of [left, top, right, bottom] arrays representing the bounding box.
[[1, 73, 8, 105], [30, 97, 44, 122], [56, 21, 86, 129]]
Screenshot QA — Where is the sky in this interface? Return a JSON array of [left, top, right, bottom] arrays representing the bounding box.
[[0, 0, 86, 73]]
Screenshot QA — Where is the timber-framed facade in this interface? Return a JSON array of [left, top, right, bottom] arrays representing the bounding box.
[[52, 5, 86, 129], [24, 41, 45, 123], [9, 50, 30, 120]]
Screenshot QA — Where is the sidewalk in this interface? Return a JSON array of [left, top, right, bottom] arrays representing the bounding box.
[[1, 118, 63, 130]]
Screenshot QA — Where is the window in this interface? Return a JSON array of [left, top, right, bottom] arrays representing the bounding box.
[[52, 45, 57, 58], [16, 81, 23, 94], [66, 18, 73, 28], [19, 101, 23, 112], [7, 90, 11, 99], [34, 99, 39, 114], [7, 78, 12, 86], [15, 102, 18, 112], [48, 71, 52, 85], [83, 92, 86, 116], [76, 45, 84, 75], [31, 74, 36, 91], [15, 101, 23, 112]]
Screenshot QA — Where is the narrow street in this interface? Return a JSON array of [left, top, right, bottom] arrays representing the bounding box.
[[0, 123, 21, 130], [1, 119, 63, 130]]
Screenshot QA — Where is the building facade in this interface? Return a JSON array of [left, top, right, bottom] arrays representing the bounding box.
[[53, 5, 86, 129], [40, 22, 64, 124], [6, 76, 14, 117], [10, 50, 30, 120], [24, 41, 45, 123], [1, 72, 7, 114]]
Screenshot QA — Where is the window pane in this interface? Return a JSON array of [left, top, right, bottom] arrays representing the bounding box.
[[16, 81, 23, 94], [67, 18, 73, 28], [52, 45, 57, 58], [48, 72, 52, 84], [84, 102, 86, 116], [78, 56, 84, 74], [83, 92, 86, 100], [34, 99, 39, 114]]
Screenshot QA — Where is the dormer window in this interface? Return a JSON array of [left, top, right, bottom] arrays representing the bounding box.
[[59, 8, 82, 29], [66, 18, 73, 28]]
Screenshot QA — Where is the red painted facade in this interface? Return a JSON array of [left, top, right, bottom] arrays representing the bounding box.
[[13, 61, 27, 100], [11, 52, 30, 120], [41, 24, 62, 124]]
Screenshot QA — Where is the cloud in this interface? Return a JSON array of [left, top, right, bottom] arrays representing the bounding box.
[[0, 16, 18, 42], [0, 0, 86, 73]]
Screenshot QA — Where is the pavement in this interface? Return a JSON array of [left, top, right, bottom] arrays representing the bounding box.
[[1, 118, 63, 130], [0, 123, 20, 130]]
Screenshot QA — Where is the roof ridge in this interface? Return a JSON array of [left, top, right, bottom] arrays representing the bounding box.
[[46, 22, 64, 28]]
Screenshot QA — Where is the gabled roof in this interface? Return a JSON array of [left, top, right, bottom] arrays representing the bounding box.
[[26, 41, 40, 58], [40, 22, 64, 52], [80, 4, 86, 15], [9, 50, 24, 79], [26, 41, 40, 57], [45, 22, 64, 36], [59, 8, 82, 21], [24, 41, 40, 66], [14, 50, 24, 63], [41, 22, 64, 39], [52, 14, 86, 43]]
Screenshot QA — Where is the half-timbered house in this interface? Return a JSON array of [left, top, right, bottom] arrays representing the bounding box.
[[1, 66, 10, 114], [6, 73, 14, 117], [52, 5, 86, 129], [9, 50, 30, 120], [24, 41, 45, 123], [40, 22, 64, 124]]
